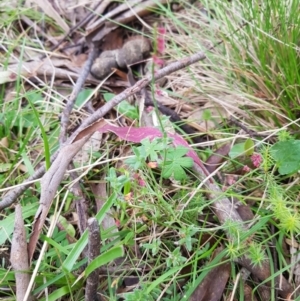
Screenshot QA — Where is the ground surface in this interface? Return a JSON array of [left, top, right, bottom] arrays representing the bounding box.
[[1, 0, 300, 300]]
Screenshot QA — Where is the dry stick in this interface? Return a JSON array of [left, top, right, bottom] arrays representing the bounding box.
[[69, 163, 88, 235], [85, 218, 102, 301], [0, 49, 209, 210], [10, 205, 33, 301], [60, 43, 98, 143], [58, 45, 98, 232], [58, 41, 98, 236], [1, 20, 246, 210], [72, 50, 208, 134]]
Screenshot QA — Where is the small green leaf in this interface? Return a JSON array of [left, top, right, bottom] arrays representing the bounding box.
[[244, 138, 254, 156], [0, 163, 12, 172], [270, 140, 300, 175], [229, 143, 245, 158], [75, 88, 94, 108], [202, 109, 212, 121], [103, 92, 138, 119], [141, 138, 165, 161]]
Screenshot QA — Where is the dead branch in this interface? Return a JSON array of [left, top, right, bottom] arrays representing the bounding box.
[[69, 162, 88, 235], [0, 49, 208, 210], [10, 205, 33, 301], [85, 217, 102, 301], [28, 134, 97, 261], [59, 44, 98, 143]]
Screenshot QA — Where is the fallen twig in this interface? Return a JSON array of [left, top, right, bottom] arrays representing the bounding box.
[[10, 205, 32, 301], [85, 217, 102, 301], [0, 48, 208, 210], [27, 132, 100, 261], [69, 162, 88, 235], [59, 43, 98, 143]]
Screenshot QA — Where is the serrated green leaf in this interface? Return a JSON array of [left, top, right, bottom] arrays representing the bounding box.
[[141, 138, 165, 161], [173, 166, 187, 180], [161, 146, 193, 180], [270, 140, 300, 175], [178, 157, 194, 168], [167, 146, 189, 159], [161, 163, 174, 179]]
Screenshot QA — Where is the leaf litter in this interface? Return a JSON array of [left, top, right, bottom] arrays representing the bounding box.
[[0, 0, 299, 300]]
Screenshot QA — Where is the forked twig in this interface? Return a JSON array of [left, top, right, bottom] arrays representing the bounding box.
[[1, 18, 251, 210], [59, 44, 98, 143], [0, 48, 209, 210]]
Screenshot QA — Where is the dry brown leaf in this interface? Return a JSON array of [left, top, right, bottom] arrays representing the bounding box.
[[205, 143, 231, 173], [190, 247, 230, 301], [86, 0, 139, 34], [112, 0, 169, 26], [10, 205, 32, 301], [86, 0, 167, 43], [0, 137, 9, 148], [52, 0, 90, 26], [86, 0, 110, 29]]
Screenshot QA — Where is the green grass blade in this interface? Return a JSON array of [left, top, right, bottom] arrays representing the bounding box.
[[26, 95, 51, 170], [63, 192, 117, 272], [85, 246, 124, 278]]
